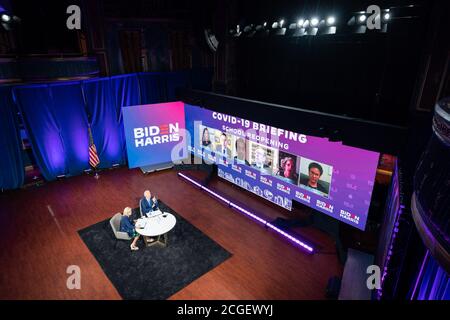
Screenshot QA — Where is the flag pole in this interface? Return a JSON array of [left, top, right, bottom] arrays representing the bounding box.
[[83, 86, 101, 179], [94, 166, 100, 179]]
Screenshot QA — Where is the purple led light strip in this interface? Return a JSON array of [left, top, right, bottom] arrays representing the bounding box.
[[178, 172, 314, 253]]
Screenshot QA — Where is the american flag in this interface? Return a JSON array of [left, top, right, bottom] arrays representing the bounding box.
[[88, 126, 100, 168]]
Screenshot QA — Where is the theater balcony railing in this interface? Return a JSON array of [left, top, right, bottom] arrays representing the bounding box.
[[412, 97, 450, 273]]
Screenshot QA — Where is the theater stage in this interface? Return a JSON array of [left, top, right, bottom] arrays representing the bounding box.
[[0, 167, 342, 299]]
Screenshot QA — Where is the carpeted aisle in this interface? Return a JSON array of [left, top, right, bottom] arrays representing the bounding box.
[[78, 201, 232, 300]]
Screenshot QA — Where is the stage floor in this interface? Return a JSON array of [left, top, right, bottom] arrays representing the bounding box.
[[0, 167, 342, 299]]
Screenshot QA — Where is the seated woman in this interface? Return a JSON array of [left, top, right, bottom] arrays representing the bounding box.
[[120, 207, 141, 251], [275, 156, 298, 184]]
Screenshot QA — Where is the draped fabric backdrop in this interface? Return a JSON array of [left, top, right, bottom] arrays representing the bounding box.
[[82, 78, 126, 168], [413, 251, 450, 300], [165, 71, 190, 101], [138, 73, 166, 104], [2, 70, 212, 185], [0, 86, 24, 189], [50, 82, 90, 176], [110, 74, 141, 163], [13, 82, 90, 180], [14, 84, 67, 181]]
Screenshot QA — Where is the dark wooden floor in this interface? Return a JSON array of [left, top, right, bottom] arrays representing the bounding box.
[[0, 167, 342, 299]]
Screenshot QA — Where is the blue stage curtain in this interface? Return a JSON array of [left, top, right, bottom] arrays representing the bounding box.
[[190, 68, 213, 91], [165, 71, 190, 101], [110, 74, 141, 163], [13, 84, 67, 181], [13, 82, 90, 180], [49, 82, 90, 176], [416, 252, 449, 300], [138, 72, 166, 104], [82, 78, 125, 168], [0, 86, 24, 189]]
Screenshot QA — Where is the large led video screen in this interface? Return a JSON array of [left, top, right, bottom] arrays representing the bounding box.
[[122, 101, 185, 168], [185, 104, 379, 231]]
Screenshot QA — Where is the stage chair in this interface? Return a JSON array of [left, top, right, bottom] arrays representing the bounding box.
[[110, 213, 132, 249]]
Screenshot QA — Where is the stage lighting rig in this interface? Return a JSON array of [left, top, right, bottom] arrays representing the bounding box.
[[347, 7, 391, 33], [271, 19, 286, 36], [326, 16, 336, 26], [310, 17, 320, 27], [229, 24, 242, 37], [318, 15, 337, 35], [242, 24, 256, 37]]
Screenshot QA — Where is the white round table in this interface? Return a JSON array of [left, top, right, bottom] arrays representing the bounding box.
[[135, 211, 176, 247]]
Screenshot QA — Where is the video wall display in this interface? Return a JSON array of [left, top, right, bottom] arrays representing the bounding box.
[[185, 104, 380, 231]]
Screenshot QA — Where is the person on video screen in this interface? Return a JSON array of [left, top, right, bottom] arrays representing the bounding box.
[[234, 137, 250, 165], [300, 162, 328, 194], [201, 127, 212, 149], [276, 156, 298, 184], [215, 132, 231, 158], [253, 147, 271, 173]]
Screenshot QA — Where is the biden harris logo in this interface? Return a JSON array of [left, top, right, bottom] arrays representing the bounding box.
[[133, 123, 180, 148]]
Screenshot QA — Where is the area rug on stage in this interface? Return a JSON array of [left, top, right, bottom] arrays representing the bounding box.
[[78, 201, 232, 300]]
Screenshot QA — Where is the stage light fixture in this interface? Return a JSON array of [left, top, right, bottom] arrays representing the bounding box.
[[326, 16, 335, 25], [271, 19, 286, 36], [1, 14, 10, 22], [243, 24, 257, 37], [297, 19, 304, 27], [310, 17, 319, 27], [303, 19, 310, 28], [263, 22, 267, 27], [205, 29, 219, 51], [359, 14, 367, 23], [383, 13, 390, 20], [229, 24, 242, 37], [319, 15, 337, 35]]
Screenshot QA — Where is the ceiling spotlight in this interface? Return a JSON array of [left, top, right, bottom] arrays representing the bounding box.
[[358, 15, 367, 23], [243, 25, 253, 33], [310, 17, 319, 27], [297, 19, 304, 27], [279, 19, 284, 27], [383, 13, 390, 20], [326, 16, 335, 25], [263, 22, 267, 27], [1, 14, 11, 22]]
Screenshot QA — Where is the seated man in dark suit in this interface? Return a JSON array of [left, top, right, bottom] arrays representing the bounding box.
[[215, 132, 231, 159], [140, 190, 159, 217]]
